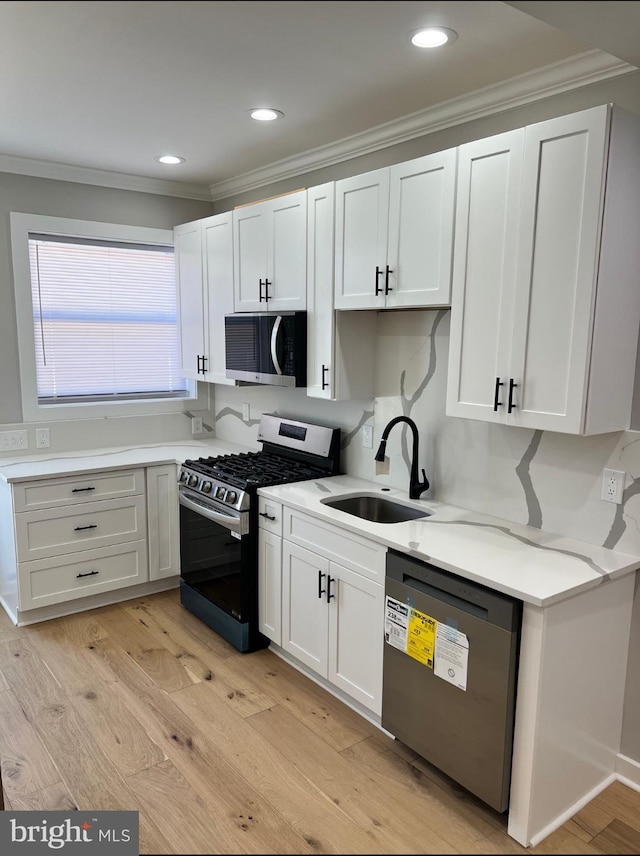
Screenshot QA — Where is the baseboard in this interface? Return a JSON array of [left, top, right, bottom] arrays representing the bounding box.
[[616, 753, 640, 792], [527, 773, 616, 848], [13, 577, 179, 626]]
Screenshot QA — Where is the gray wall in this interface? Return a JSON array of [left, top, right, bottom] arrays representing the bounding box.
[[0, 173, 213, 426]]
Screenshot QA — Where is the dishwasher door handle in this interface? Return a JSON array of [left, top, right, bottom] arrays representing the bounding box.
[[402, 573, 489, 621]]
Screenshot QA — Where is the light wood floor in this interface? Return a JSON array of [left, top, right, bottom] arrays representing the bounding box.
[[0, 590, 639, 855]]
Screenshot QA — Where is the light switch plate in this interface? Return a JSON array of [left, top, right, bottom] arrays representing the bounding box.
[[191, 416, 203, 435], [362, 425, 373, 448]]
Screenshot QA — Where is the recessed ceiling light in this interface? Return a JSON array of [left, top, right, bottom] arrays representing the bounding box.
[[155, 155, 186, 165], [411, 27, 458, 48], [249, 108, 284, 121]]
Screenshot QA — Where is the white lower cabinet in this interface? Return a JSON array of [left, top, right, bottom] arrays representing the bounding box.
[[259, 504, 385, 717], [0, 463, 182, 625]]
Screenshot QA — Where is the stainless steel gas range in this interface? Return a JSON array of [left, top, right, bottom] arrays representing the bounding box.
[[177, 414, 341, 652]]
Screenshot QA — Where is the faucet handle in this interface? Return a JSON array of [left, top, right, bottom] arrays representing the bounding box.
[[421, 469, 430, 491]]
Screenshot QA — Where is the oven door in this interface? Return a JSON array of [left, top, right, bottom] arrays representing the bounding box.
[[178, 490, 254, 649]]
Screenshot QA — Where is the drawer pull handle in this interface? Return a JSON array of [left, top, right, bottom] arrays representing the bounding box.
[[74, 524, 97, 531], [76, 570, 99, 579], [71, 486, 96, 493], [259, 512, 276, 521]]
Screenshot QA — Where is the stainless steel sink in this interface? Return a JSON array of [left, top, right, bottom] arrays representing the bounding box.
[[322, 493, 432, 524]]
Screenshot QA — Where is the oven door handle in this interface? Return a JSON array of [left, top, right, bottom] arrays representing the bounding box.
[[179, 492, 244, 535], [270, 315, 284, 376]]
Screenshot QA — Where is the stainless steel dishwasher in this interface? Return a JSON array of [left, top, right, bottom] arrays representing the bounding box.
[[382, 549, 522, 813]]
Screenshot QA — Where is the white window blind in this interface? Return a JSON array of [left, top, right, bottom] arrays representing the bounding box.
[[28, 234, 187, 404]]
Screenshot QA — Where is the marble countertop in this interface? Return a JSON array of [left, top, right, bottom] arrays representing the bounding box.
[[258, 475, 640, 607], [0, 438, 251, 483]]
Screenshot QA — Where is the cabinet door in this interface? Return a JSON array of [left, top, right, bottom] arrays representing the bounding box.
[[202, 212, 236, 384], [281, 541, 329, 676], [334, 168, 389, 309], [174, 220, 205, 380], [147, 464, 180, 581], [267, 191, 307, 311], [306, 182, 335, 399], [508, 107, 609, 432], [327, 562, 383, 715], [446, 130, 524, 423], [233, 204, 268, 311], [258, 528, 282, 645], [386, 149, 457, 308]]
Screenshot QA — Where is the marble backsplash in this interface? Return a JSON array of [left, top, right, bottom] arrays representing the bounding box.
[[213, 308, 640, 559]]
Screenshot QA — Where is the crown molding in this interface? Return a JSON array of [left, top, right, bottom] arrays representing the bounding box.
[[0, 153, 212, 201], [209, 50, 636, 201]]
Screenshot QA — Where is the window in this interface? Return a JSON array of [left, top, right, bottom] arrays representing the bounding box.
[[11, 214, 196, 422]]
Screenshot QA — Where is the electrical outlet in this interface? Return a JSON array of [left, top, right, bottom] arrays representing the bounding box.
[[602, 468, 625, 504], [0, 430, 28, 452], [36, 427, 50, 448], [362, 424, 373, 448], [191, 416, 203, 435], [242, 403, 250, 423]]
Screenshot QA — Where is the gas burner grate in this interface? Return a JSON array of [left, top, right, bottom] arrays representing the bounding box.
[[184, 451, 327, 489]]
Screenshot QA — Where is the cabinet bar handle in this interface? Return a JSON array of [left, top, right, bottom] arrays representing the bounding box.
[[326, 575, 335, 603], [201, 356, 208, 373], [74, 524, 97, 531], [508, 378, 518, 413], [264, 278, 272, 301], [318, 570, 326, 599], [493, 377, 504, 411], [259, 511, 276, 521], [76, 570, 99, 579], [259, 279, 265, 302], [375, 265, 384, 296], [385, 265, 393, 294], [71, 486, 95, 493], [321, 364, 329, 390]]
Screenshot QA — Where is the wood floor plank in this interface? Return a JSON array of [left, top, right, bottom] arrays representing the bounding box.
[[172, 680, 388, 854], [95, 605, 199, 693], [232, 648, 377, 752], [588, 780, 640, 834], [151, 592, 238, 660], [125, 600, 277, 717], [9, 781, 77, 811], [590, 818, 640, 854], [0, 605, 28, 643], [0, 688, 60, 798], [71, 682, 167, 778], [0, 636, 143, 812], [0, 667, 9, 691], [248, 704, 457, 854], [86, 636, 315, 854], [530, 825, 607, 854]]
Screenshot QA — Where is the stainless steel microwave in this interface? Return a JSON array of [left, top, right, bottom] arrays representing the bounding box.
[[224, 311, 307, 387]]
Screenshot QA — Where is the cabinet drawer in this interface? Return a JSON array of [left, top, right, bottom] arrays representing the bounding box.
[[15, 495, 147, 562], [13, 469, 145, 512], [18, 539, 149, 611], [283, 508, 386, 582], [258, 496, 282, 536]]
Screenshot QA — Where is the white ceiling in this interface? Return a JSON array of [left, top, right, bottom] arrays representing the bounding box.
[[0, 1, 637, 199]]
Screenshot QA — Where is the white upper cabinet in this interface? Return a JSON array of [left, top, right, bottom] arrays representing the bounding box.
[[334, 149, 456, 310], [174, 220, 205, 381], [306, 183, 375, 401], [233, 190, 307, 312], [174, 212, 236, 385], [447, 104, 640, 435]]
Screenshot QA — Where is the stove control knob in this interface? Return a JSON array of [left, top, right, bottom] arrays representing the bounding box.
[[215, 486, 226, 500], [179, 470, 188, 483], [226, 490, 238, 505], [201, 480, 212, 493], [188, 474, 199, 487]]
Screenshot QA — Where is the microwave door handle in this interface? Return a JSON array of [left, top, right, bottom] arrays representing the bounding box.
[[270, 315, 284, 376]]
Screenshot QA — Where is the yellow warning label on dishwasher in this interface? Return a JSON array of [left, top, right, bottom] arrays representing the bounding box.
[[406, 608, 436, 668]]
